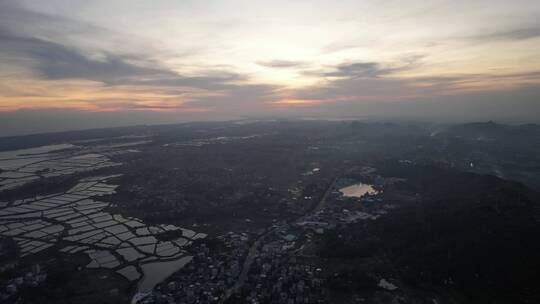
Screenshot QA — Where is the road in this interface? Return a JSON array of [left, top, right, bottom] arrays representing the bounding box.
[[223, 227, 277, 299], [311, 177, 339, 214], [222, 177, 338, 301]]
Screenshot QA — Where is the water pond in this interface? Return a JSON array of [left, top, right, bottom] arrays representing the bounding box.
[[339, 183, 379, 198]]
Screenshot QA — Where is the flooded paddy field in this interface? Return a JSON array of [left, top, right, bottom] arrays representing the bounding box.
[[0, 143, 117, 191], [0, 141, 205, 293], [0, 139, 151, 191]]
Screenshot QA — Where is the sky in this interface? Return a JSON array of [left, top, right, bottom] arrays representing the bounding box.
[[1, 0, 540, 135]]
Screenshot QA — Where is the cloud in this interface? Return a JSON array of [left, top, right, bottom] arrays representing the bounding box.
[[0, 33, 281, 113], [0, 0, 168, 85], [293, 57, 540, 105], [0, 0, 109, 45], [257, 60, 307, 68], [0, 0, 283, 113], [324, 62, 391, 78], [306, 56, 424, 79], [0, 32, 252, 92], [0, 2, 280, 111], [1, 0, 540, 129], [0, 34, 177, 83], [0, 1, 240, 90], [471, 26, 540, 42]]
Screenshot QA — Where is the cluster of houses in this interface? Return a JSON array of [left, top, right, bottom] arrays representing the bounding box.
[[140, 232, 250, 304], [231, 239, 325, 304], [0, 264, 46, 301], [135, 172, 393, 304]]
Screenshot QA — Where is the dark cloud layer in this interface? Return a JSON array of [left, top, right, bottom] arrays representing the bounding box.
[[0, 34, 174, 83], [472, 26, 540, 42], [0, 32, 254, 92], [323, 62, 391, 78], [0, 0, 277, 98]]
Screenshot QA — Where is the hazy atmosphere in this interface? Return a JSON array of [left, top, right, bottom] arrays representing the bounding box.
[[2, 2, 540, 304], [1, 0, 540, 135]]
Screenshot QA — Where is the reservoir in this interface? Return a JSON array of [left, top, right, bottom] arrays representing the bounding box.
[[137, 256, 193, 293], [339, 183, 378, 198]]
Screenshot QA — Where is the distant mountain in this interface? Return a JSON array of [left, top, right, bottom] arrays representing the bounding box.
[[438, 121, 540, 141]]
